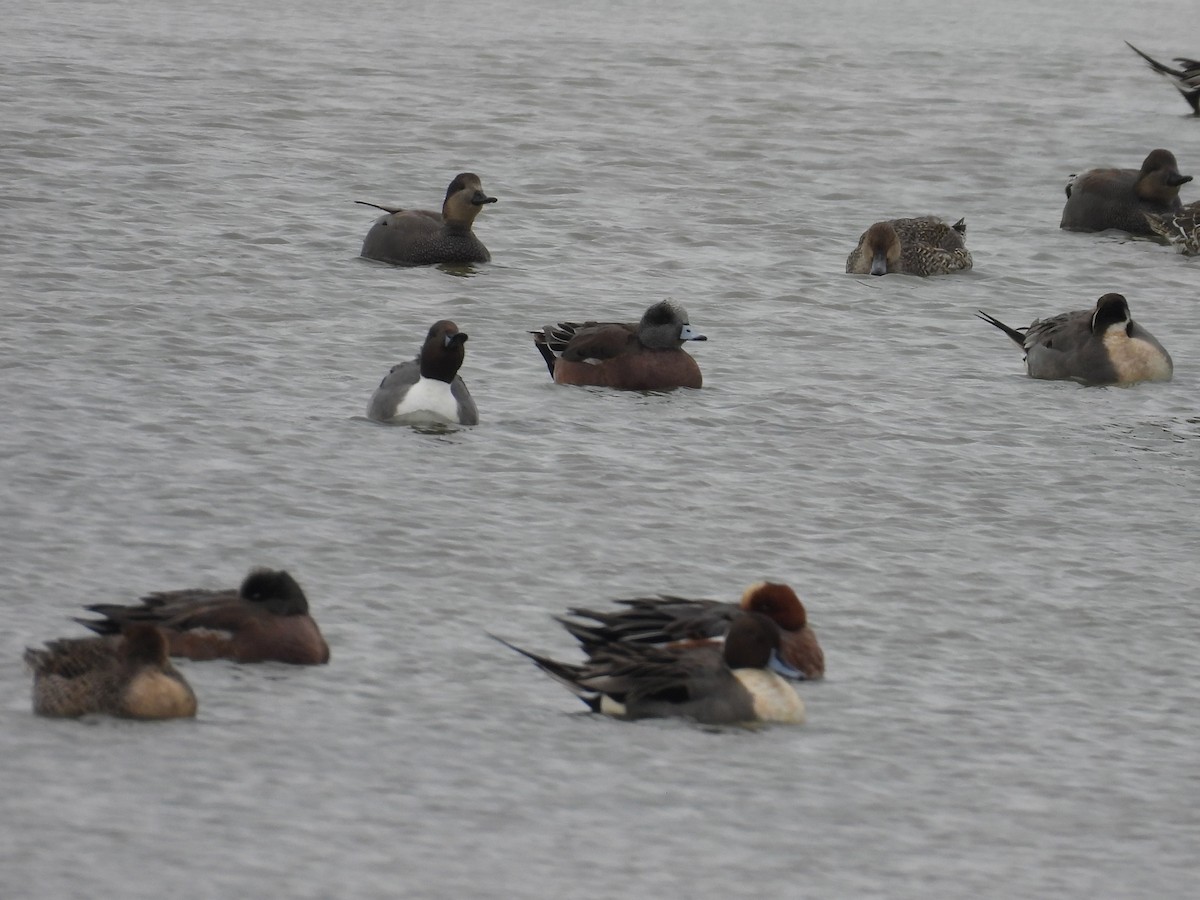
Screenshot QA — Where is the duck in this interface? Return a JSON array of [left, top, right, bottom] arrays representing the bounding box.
[[1060, 149, 1192, 235], [25, 624, 198, 719], [1125, 42, 1200, 116], [845, 216, 972, 276], [76, 568, 330, 665], [976, 293, 1173, 385], [358, 172, 497, 266], [495, 611, 805, 725], [367, 320, 478, 425], [531, 300, 706, 390], [559, 582, 824, 681], [1144, 201, 1200, 254]]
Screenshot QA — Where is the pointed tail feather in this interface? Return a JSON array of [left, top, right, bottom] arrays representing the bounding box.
[[976, 311, 1028, 347], [489, 633, 596, 708]]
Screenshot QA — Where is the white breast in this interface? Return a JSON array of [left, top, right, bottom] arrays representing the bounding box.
[[734, 669, 806, 724], [392, 377, 461, 423]]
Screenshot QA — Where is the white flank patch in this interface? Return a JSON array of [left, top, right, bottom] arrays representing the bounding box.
[[391, 377, 461, 423], [734, 669, 806, 724], [598, 694, 628, 718]]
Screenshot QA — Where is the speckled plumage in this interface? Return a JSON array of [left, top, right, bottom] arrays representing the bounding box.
[[845, 216, 972, 276], [1145, 201, 1200, 254], [25, 625, 197, 719]]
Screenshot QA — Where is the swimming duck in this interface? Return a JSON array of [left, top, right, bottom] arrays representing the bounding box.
[[367, 319, 478, 425], [977, 293, 1173, 385], [1125, 42, 1200, 115], [76, 569, 330, 665], [496, 611, 805, 725], [25, 624, 198, 719], [845, 216, 972, 276], [1060, 149, 1192, 235], [1144, 201, 1200, 254], [559, 582, 824, 681], [531, 300, 706, 390], [358, 172, 497, 266]]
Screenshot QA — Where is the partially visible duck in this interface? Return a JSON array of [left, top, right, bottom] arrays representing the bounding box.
[[1125, 42, 1200, 116], [367, 320, 478, 426], [25, 624, 198, 719], [359, 172, 497, 266], [845, 216, 972, 276], [977, 293, 1173, 385], [1060, 149, 1192, 235], [1144, 201, 1200, 254], [531, 300, 706, 390], [76, 569, 330, 665], [560, 582, 824, 681], [496, 611, 805, 725]]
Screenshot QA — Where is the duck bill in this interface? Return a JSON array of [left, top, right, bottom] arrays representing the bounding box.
[[679, 325, 707, 341], [767, 648, 805, 680], [472, 191, 499, 205], [869, 252, 889, 276], [1167, 173, 1193, 187]]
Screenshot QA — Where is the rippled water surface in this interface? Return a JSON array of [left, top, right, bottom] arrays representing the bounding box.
[[3, 1, 1199, 897]]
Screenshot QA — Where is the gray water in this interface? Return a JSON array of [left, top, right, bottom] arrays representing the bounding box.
[[3, 1, 1198, 897]]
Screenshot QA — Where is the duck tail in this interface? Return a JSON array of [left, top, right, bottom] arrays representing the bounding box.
[[530, 331, 558, 377], [1125, 41, 1177, 77], [976, 311, 1027, 347], [489, 633, 594, 706], [354, 201, 404, 214], [73, 613, 121, 636]]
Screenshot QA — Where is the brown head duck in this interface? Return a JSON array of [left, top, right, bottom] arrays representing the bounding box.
[[358, 172, 497, 266], [846, 216, 972, 276], [1060, 149, 1192, 235]]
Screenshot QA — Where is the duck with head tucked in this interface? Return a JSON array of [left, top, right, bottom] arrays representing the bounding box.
[[367, 320, 478, 426], [25, 624, 198, 720], [1060, 149, 1192, 235], [495, 611, 805, 726], [976, 293, 1172, 386], [845, 216, 972, 276], [531, 300, 706, 390], [358, 172, 497, 266], [1125, 42, 1200, 116], [559, 582, 824, 681], [76, 568, 330, 665]]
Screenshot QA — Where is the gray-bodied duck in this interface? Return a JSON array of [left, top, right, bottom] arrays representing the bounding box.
[[368, 320, 478, 425], [359, 172, 497, 266], [495, 611, 805, 726], [977, 293, 1172, 385], [1060, 149, 1192, 235], [845, 216, 972, 276]]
